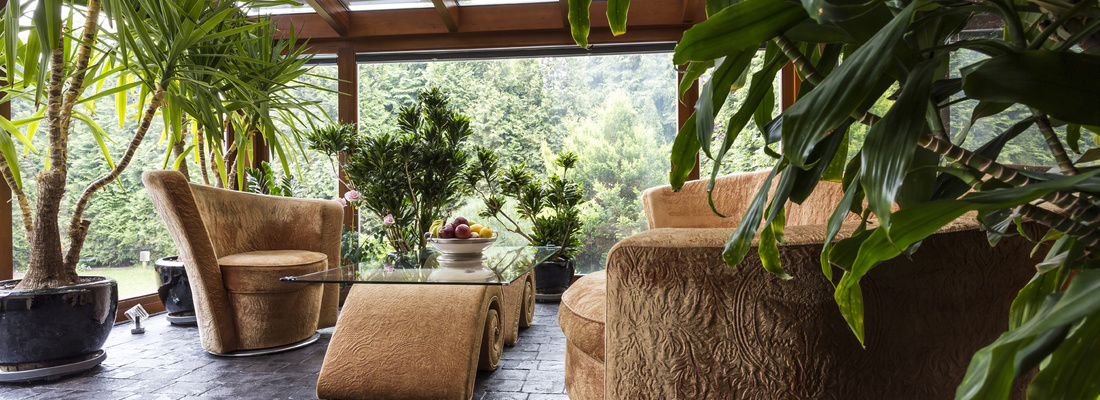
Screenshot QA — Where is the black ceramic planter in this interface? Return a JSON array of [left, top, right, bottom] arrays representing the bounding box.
[[0, 276, 117, 380], [534, 258, 575, 296], [155, 256, 195, 316]]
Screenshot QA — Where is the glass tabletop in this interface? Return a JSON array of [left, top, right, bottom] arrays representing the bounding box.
[[280, 246, 559, 286]]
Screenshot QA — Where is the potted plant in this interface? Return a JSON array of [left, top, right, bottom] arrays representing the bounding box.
[[571, 0, 1100, 397], [0, 0, 300, 381], [467, 149, 585, 298], [306, 88, 474, 255]]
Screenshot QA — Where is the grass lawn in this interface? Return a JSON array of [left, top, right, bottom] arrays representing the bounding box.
[[84, 265, 160, 298]]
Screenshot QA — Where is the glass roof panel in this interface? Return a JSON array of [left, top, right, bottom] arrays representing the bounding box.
[[245, 0, 316, 15], [346, 0, 434, 11], [455, 0, 556, 5]]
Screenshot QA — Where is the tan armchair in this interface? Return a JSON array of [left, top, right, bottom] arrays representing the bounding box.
[[559, 170, 1042, 399], [143, 170, 341, 355]]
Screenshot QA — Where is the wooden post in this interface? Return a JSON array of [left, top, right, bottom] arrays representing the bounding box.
[[780, 62, 799, 109], [337, 45, 359, 231]]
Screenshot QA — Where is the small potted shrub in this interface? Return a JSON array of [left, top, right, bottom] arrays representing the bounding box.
[[467, 149, 585, 298], [307, 88, 473, 256]]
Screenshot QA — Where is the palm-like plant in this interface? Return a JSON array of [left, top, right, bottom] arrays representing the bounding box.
[[572, 0, 1100, 398], [0, 0, 287, 290]]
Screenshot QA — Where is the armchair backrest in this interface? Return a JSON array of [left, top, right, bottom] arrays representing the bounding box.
[[642, 170, 853, 229], [142, 170, 240, 353]]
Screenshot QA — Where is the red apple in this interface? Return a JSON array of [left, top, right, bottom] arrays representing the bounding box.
[[440, 224, 455, 238], [453, 216, 468, 227], [455, 224, 472, 239]]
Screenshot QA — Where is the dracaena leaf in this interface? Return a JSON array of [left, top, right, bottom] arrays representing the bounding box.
[[962, 51, 1100, 126], [674, 0, 808, 64]]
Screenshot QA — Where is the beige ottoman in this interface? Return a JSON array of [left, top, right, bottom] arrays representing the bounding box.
[[558, 270, 606, 400]]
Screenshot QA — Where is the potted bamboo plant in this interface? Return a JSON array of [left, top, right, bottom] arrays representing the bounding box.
[[0, 0, 295, 381], [467, 149, 585, 298], [571, 0, 1100, 397]]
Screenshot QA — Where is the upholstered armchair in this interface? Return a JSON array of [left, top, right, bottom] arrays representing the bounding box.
[[559, 170, 1042, 399], [143, 170, 341, 355]]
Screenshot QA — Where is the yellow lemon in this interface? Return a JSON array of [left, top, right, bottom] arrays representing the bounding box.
[[469, 224, 483, 233], [479, 226, 494, 238]]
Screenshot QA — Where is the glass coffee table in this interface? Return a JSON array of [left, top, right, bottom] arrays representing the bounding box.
[[281, 246, 558, 400]]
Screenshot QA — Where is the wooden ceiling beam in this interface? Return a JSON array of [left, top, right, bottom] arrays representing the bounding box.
[[431, 0, 461, 32], [558, 0, 570, 28], [303, 0, 351, 36], [682, 0, 701, 23]]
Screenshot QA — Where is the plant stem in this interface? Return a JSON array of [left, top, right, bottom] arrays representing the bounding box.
[[1016, 203, 1100, 249], [1027, 0, 1095, 50], [197, 126, 211, 185], [1034, 112, 1078, 175], [64, 89, 166, 271], [58, 0, 101, 143]]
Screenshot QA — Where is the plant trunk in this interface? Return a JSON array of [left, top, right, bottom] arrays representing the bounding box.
[[173, 122, 190, 181], [18, 171, 78, 290]]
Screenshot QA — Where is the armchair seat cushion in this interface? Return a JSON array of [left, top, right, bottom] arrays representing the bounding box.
[[219, 250, 327, 293], [559, 270, 607, 363]]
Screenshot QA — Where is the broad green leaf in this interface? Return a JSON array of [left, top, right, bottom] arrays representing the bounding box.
[[859, 58, 938, 230], [32, 0, 61, 57], [783, 19, 854, 43], [723, 161, 782, 266], [958, 269, 1100, 400], [1066, 124, 1082, 154], [820, 175, 860, 279], [1011, 249, 1070, 330], [0, 114, 37, 154], [782, 1, 915, 168], [607, 0, 630, 36], [840, 169, 1100, 344], [670, 113, 701, 191], [679, 60, 714, 101], [568, 0, 593, 48], [1026, 312, 1100, 399], [698, 51, 755, 159], [962, 51, 1100, 126], [758, 214, 789, 279], [116, 72, 128, 129], [23, 29, 41, 93], [801, 0, 880, 24], [790, 119, 850, 204], [5, 0, 20, 87], [706, 0, 737, 17], [674, 0, 807, 64]]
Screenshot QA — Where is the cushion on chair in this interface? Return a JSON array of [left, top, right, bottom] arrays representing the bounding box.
[[559, 270, 607, 363], [219, 250, 327, 293]]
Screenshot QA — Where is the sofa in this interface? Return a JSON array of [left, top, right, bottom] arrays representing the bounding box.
[[559, 170, 1042, 399]]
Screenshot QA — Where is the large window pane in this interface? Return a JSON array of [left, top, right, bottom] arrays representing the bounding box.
[[357, 54, 676, 273]]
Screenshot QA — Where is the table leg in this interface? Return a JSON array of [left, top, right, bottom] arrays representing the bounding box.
[[316, 284, 504, 400], [501, 271, 536, 346]]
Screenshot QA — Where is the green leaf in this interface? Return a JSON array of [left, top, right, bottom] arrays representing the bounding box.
[[568, 0, 593, 48], [607, 0, 630, 36], [5, 0, 21, 88], [781, 1, 915, 168], [758, 213, 790, 279], [962, 51, 1100, 126], [670, 113, 701, 191], [723, 161, 782, 266], [698, 50, 755, 159], [673, 0, 807, 64], [0, 114, 37, 154], [820, 175, 860, 279], [1026, 312, 1100, 400], [0, 116, 24, 189], [72, 111, 117, 173], [958, 269, 1100, 400], [32, 0, 61, 57], [956, 101, 1012, 145], [1011, 252, 1070, 330], [679, 60, 714, 101], [859, 58, 939, 230], [1067, 124, 1082, 154], [76, 81, 142, 105]]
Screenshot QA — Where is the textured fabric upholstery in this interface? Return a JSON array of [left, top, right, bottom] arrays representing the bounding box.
[[143, 170, 341, 354], [562, 170, 1042, 399]]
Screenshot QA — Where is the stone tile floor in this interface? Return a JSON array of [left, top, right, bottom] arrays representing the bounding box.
[[0, 303, 568, 400]]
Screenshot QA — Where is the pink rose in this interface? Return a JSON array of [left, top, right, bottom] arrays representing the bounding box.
[[383, 214, 395, 226], [384, 263, 394, 273], [334, 198, 348, 207], [344, 190, 362, 203]]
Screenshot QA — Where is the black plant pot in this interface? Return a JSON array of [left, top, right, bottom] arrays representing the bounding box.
[[154, 256, 195, 319], [0, 276, 117, 381], [534, 258, 575, 297]]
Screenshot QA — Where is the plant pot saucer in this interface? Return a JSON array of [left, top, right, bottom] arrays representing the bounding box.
[[208, 333, 321, 357], [0, 350, 106, 383], [535, 293, 562, 302], [166, 311, 197, 326]]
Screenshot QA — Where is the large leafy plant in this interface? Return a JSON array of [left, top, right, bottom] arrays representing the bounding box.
[[572, 0, 1100, 398], [0, 0, 280, 290]]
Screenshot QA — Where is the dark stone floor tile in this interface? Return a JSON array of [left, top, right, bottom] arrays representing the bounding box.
[[521, 379, 565, 394], [481, 392, 529, 400], [475, 378, 526, 392], [153, 380, 222, 396]]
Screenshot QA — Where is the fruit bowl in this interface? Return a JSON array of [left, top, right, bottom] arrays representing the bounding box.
[[427, 237, 497, 255]]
